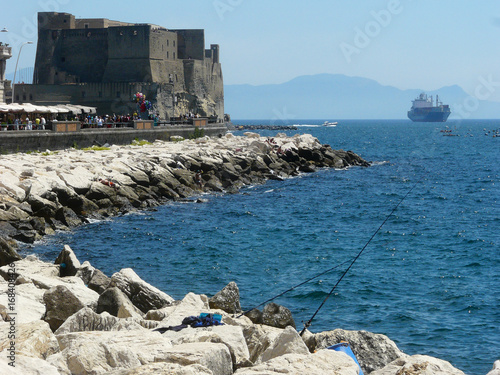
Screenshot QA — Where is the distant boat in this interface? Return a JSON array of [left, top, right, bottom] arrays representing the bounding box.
[[408, 93, 451, 122], [323, 121, 338, 126]]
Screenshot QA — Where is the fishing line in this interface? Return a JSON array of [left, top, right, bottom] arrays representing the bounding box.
[[299, 176, 424, 336], [237, 257, 355, 318]]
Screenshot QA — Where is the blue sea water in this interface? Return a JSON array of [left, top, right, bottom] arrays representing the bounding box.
[[22, 119, 499, 375]]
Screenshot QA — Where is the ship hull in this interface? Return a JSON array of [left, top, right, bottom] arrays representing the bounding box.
[[407, 108, 451, 122]]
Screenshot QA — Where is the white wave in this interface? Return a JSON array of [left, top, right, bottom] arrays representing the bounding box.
[[371, 161, 390, 166]]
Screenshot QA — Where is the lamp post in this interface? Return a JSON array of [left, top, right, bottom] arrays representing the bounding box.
[[12, 41, 33, 104]]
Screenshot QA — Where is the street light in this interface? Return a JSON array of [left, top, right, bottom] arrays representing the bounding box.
[[12, 41, 33, 104]]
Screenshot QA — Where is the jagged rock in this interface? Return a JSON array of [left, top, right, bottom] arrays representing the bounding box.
[[105, 362, 213, 375], [88, 268, 111, 294], [209, 281, 241, 314], [97, 287, 144, 319], [244, 308, 263, 325], [54, 244, 81, 277], [370, 354, 466, 375], [313, 328, 405, 373], [0, 221, 18, 239], [262, 302, 295, 329], [0, 320, 59, 359], [258, 326, 309, 363], [487, 361, 500, 375], [145, 292, 207, 324], [164, 324, 251, 369], [0, 354, 61, 375], [0, 255, 59, 281], [0, 237, 22, 266], [233, 349, 360, 375], [43, 285, 85, 331], [75, 260, 95, 285], [108, 268, 175, 313], [55, 206, 82, 228], [48, 329, 175, 374], [0, 282, 46, 323], [55, 307, 120, 335]]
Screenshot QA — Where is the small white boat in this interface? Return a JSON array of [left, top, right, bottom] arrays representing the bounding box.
[[323, 121, 338, 127]]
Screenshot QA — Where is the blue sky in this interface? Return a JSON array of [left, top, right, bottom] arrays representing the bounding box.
[[2, 0, 499, 101]]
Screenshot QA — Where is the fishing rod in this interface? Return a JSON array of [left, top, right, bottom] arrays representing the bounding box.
[[299, 177, 423, 336], [237, 257, 355, 318]]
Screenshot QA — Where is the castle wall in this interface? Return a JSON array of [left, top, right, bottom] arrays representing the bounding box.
[[103, 26, 152, 82], [174, 30, 205, 60]]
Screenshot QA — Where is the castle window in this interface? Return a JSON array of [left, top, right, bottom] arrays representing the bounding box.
[[29, 94, 33, 101], [23, 94, 26, 101], [98, 91, 102, 98], [173, 52, 176, 59], [167, 51, 169, 59], [15, 95, 19, 101], [82, 91, 86, 98], [167, 40, 169, 47], [84, 23, 89, 29], [116, 91, 121, 98], [61, 57, 66, 62], [173, 40, 176, 47]]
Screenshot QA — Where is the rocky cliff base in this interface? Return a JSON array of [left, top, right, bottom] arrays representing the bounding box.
[[0, 246, 480, 375]]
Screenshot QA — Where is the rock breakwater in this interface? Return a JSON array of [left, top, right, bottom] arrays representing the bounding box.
[[0, 132, 369, 248], [0, 246, 474, 374]]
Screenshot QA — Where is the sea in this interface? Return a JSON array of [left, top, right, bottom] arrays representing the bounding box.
[[20, 119, 499, 375]]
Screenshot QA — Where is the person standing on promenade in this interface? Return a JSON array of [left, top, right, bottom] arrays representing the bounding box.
[[41, 116, 46, 130]]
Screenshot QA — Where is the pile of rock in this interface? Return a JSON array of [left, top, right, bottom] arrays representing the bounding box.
[[0, 133, 369, 247], [0, 246, 478, 374]]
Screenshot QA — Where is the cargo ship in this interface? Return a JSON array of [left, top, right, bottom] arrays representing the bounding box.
[[407, 93, 451, 122]]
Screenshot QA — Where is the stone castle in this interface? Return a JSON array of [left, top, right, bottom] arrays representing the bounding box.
[[16, 12, 224, 119]]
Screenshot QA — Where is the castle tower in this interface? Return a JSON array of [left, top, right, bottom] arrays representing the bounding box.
[[0, 43, 12, 103]]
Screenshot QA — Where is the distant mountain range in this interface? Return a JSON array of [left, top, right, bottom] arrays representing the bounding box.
[[224, 74, 500, 120]]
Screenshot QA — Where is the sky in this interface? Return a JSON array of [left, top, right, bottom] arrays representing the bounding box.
[[2, 0, 500, 102]]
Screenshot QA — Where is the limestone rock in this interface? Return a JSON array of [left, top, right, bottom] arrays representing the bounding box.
[[55, 206, 83, 228], [97, 287, 144, 319], [108, 268, 174, 313], [75, 260, 95, 285], [0, 254, 59, 281], [88, 268, 111, 294], [242, 324, 284, 364], [487, 361, 500, 375], [43, 285, 85, 331], [50, 329, 175, 375], [146, 292, 207, 325], [0, 282, 46, 323], [0, 320, 59, 359], [313, 328, 405, 373], [262, 302, 295, 329], [164, 324, 251, 369], [106, 362, 213, 375], [54, 244, 81, 277], [156, 342, 233, 375], [0, 237, 22, 267], [233, 349, 359, 375], [0, 354, 61, 375], [209, 281, 241, 314], [259, 326, 309, 363], [370, 354, 466, 375], [55, 307, 120, 335]]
